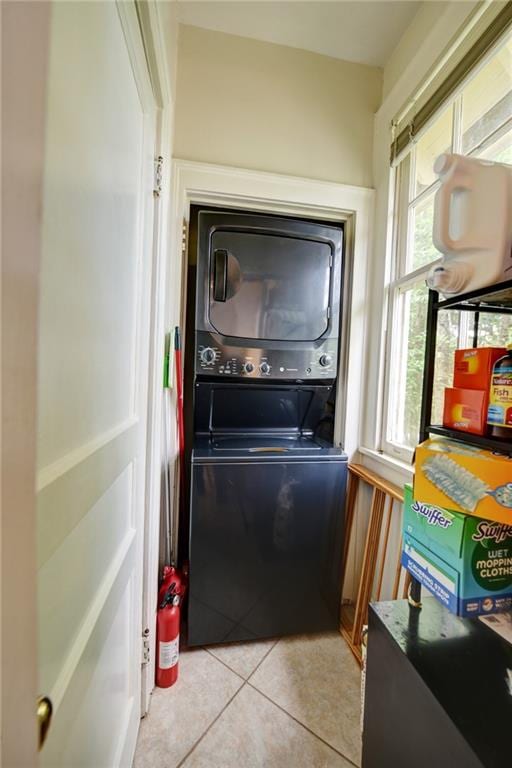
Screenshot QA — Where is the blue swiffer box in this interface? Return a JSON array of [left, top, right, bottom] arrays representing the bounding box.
[[402, 484, 512, 617]]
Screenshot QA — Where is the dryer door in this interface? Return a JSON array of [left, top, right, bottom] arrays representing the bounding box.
[[209, 229, 332, 342]]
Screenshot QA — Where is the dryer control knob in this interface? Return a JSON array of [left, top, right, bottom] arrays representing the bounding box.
[[259, 362, 271, 375], [319, 354, 332, 367], [244, 362, 254, 374], [200, 347, 216, 364]]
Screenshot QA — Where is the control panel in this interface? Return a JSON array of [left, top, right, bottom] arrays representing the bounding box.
[[195, 332, 338, 380]]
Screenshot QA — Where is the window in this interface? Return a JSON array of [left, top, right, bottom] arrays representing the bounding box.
[[382, 32, 512, 462]]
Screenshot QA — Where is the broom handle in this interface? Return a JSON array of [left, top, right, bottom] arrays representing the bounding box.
[[174, 328, 186, 564]]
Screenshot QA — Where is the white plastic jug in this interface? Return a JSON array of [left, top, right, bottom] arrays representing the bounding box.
[[428, 153, 512, 296]]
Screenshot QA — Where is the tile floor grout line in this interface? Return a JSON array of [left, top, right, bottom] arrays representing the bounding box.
[[174, 681, 247, 768], [204, 637, 280, 682], [246, 681, 361, 768], [202, 646, 246, 681], [245, 637, 280, 681]]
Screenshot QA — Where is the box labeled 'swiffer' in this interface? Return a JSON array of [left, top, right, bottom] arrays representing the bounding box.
[[401, 485, 512, 617], [414, 437, 512, 524]]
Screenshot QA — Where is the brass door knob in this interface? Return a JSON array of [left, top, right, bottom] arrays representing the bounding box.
[[37, 696, 53, 750]]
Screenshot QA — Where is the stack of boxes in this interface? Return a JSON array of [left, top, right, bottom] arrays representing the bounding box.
[[402, 347, 512, 617], [443, 347, 506, 435]]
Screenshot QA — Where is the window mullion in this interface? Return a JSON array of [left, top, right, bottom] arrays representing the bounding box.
[[452, 95, 463, 153], [390, 263, 439, 293], [395, 154, 412, 279], [409, 178, 441, 209], [458, 312, 473, 349], [469, 117, 512, 160], [408, 146, 417, 203]]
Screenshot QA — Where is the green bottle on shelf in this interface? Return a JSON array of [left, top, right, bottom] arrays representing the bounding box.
[[488, 343, 512, 439]]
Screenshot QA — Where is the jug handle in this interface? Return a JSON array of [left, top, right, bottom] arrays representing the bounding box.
[[434, 175, 473, 252]]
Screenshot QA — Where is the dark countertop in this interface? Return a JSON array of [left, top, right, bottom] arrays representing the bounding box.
[[372, 598, 512, 767]]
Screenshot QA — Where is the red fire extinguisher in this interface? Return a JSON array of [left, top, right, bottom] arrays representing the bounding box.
[[156, 584, 181, 688]]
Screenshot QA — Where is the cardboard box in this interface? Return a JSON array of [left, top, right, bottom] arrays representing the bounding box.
[[443, 387, 488, 435], [454, 347, 506, 391], [414, 437, 512, 524], [402, 485, 512, 617]]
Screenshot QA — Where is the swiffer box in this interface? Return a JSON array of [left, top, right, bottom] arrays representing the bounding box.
[[414, 437, 512, 525], [443, 387, 488, 435], [402, 485, 512, 617], [454, 347, 506, 390]]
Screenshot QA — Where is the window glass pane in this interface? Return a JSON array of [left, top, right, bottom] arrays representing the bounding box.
[[388, 281, 428, 449], [471, 313, 512, 348], [461, 36, 512, 155], [472, 127, 512, 164], [387, 282, 462, 449], [414, 106, 453, 196], [409, 194, 441, 271], [432, 311, 463, 425]]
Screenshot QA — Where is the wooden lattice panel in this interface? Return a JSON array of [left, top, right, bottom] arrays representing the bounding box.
[[340, 464, 410, 666]]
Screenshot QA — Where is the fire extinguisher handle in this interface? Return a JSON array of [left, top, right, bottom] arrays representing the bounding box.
[[160, 582, 180, 609]]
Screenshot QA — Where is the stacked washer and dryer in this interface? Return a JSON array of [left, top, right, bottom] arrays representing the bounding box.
[[183, 210, 347, 647]]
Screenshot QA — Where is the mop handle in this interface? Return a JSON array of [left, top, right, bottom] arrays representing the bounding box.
[[174, 327, 185, 459]]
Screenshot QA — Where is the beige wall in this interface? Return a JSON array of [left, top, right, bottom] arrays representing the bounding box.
[[382, 1, 449, 100], [174, 24, 382, 187]]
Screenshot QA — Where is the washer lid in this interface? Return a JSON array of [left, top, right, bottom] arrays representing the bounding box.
[[213, 436, 322, 451], [192, 435, 347, 462]]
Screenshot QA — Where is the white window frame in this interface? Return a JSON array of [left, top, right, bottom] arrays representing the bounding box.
[[381, 32, 512, 463]]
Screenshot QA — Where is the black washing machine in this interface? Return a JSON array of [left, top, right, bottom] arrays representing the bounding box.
[[189, 437, 346, 646]]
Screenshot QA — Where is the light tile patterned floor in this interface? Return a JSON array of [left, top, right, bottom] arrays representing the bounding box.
[[134, 632, 362, 768]]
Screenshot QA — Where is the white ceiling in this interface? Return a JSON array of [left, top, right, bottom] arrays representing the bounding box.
[[176, 1, 422, 68]]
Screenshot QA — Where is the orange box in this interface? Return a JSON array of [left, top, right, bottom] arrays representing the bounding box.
[[453, 347, 506, 390], [443, 387, 488, 435]]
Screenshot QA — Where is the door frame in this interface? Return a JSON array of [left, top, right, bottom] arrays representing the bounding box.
[[168, 160, 375, 457], [133, 0, 176, 716], [112, 0, 161, 755]]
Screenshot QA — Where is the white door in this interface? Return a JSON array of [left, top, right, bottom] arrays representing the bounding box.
[[36, 3, 156, 766]]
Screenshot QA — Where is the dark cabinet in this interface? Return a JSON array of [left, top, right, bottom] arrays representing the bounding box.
[[363, 598, 512, 768]]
